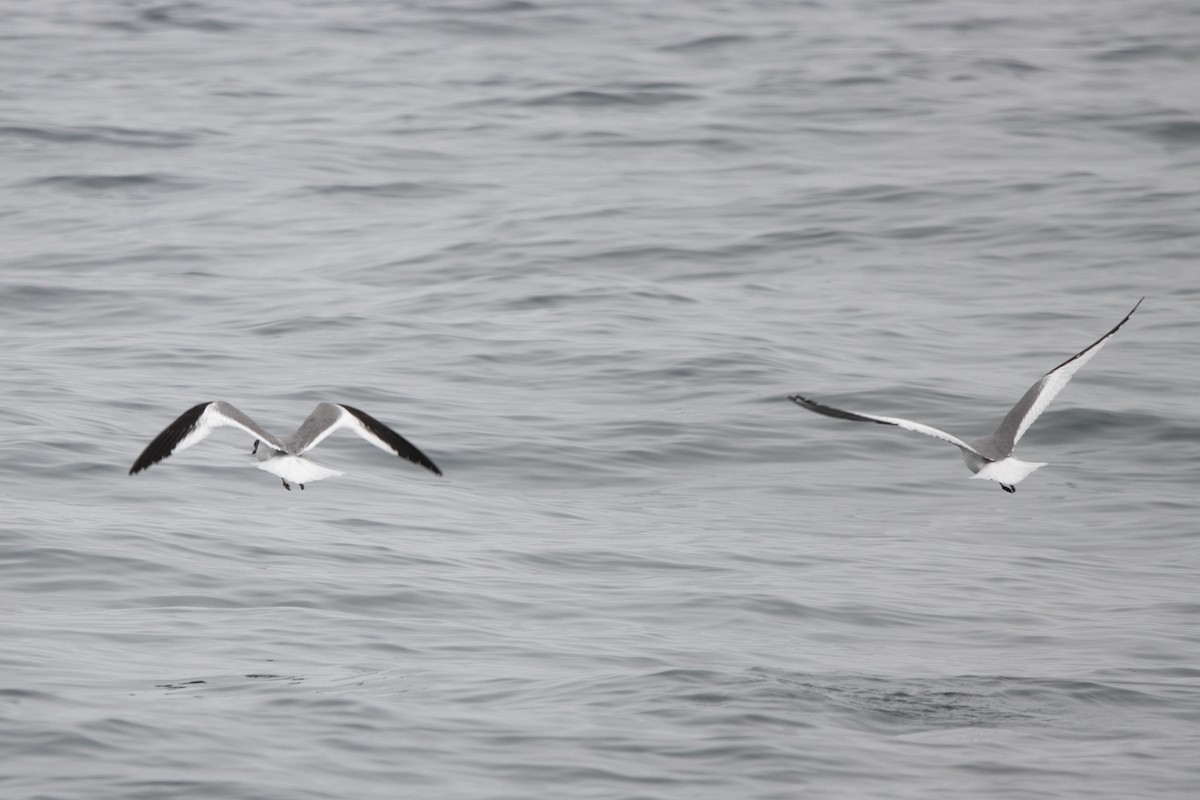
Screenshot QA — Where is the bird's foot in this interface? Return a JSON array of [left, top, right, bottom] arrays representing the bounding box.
[[299, 484, 304, 490], [282, 479, 291, 491], [252, 439, 260, 455], [1001, 484, 1015, 494]]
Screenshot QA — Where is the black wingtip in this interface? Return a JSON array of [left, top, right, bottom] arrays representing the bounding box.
[[1038, 297, 1145, 379], [782, 391, 820, 410], [339, 404, 443, 477], [788, 393, 896, 427], [129, 401, 211, 476], [1111, 297, 1143, 333]]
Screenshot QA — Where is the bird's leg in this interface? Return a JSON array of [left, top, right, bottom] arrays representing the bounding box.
[[299, 484, 304, 490], [252, 439, 260, 454], [1001, 484, 1015, 494], [281, 478, 291, 491]]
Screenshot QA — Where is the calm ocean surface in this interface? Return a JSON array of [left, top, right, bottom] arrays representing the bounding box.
[[2, 1, 1198, 798]]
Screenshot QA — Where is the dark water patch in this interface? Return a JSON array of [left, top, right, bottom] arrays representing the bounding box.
[[825, 74, 893, 88], [973, 57, 1043, 74], [501, 286, 695, 312], [510, 549, 729, 575], [640, 668, 1049, 731], [1, 545, 185, 593], [245, 314, 369, 337], [1011, 407, 1131, 447], [10, 245, 210, 274], [1092, 43, 1190, 63], [421, 16, 531, 38], [131, 595, 248, 609], [443, 0, 542, 13], [564, 132, 750, 153], [157, 679, 207, 690], [3, 728, 117, 758], [755, 671, 1064, 731], [610, 350, 781, 385], [1109, 666, 1200, 681], [526, 88, 699, 108], [835, 687, 1034, 729], [883, 223, 956, 241], [257, 586, 517, 617], [1030, 678, 1178, 709], [139, 3, 241, 33], [324, 516, 406, 533], [731, 595, 946, 628], [580, 244, 722, 268], [661, 34, 753, 53], [745, 226, 862, 250], [24, 173, 197, 193], [0, 687, 62, 704], [1118, 118, 1200, 147], [306, 181, 467, 199], [907, 14, 1019, 33], [0, 283, 129, 314], [0, 125, 197, 149], [213, 87, 292, 99], [155, 673, 304, 693]]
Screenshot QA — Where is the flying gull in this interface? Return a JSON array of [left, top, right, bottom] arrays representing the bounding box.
[[130, 402, 441, 490], [789, 299, 1141, 493]]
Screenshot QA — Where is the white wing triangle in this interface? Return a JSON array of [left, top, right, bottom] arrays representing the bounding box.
[[130, 401, 287, 475], [989, 298, 1141, 452]]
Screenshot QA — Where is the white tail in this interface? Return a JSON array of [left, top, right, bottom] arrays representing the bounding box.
[[256, 456, 344, 484], [970, 457, 1047, 487]]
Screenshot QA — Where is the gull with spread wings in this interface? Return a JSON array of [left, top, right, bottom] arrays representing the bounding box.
[[789, 299, 1141, 493], [130, 402, 441, 490]]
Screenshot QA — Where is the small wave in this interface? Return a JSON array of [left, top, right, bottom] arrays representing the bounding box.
[[443, 0, 541, 13], [1092, 44, 1180, 62], [245, 314, 369, 337], [24, 173, 196, 192], [1129, 119, 1200, 146], [0, 125, 196, 148], [661, 34, 752, 53], [526, 88, 698, 108], [307, 181, 465, 198], [139, 4, 240, 33], [973, 57, 1043, 74]]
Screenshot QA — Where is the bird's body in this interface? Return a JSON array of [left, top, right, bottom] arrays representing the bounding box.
[[790, 299, 1142, 492], [130, 401, 441, 489]]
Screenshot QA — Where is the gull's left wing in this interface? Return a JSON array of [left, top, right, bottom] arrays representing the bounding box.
[[989, 298, 1142, 453], [293, 402, 442, 476]]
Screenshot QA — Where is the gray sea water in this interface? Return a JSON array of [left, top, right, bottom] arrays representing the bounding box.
[[3, 1, 1199, 798]]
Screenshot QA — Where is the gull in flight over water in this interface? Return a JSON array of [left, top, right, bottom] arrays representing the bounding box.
[[130, 402, 441, 490], [789, 299, 1141, 493]]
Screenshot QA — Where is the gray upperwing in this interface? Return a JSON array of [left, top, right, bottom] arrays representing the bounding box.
[[287, 402, 344, 453], [986, 376, 1050, 457], [210, 401, 289, 452], [986, 298, 1142, 454]]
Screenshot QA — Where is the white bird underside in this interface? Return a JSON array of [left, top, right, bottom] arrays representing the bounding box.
[[970, 457, 1047, 487], [130, 401, 441, 490], [789, 298, 1141, 493], [255, 455, 344, 485]]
